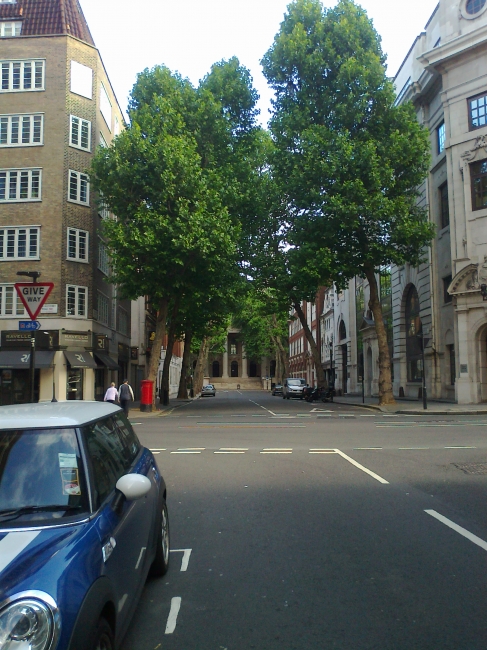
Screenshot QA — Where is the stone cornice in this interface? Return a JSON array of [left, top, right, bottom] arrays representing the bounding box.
[[419, 24, 487, 71]]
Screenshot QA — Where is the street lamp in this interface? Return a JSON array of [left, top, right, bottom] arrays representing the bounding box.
[[329, 336, 334, 402], [417, 326, 430, 410], [16, 271, 41, 403]]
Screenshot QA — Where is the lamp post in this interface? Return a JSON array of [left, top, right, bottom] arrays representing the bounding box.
[[329, 336, 334, 402], [16, 271, 41, 403], [418, 326, 430, 410]]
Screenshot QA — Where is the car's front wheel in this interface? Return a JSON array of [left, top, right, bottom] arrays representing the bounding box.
[[150, 500, 170, 576], [92, 618, 114, 650]]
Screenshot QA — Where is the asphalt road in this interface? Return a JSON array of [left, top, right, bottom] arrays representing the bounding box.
[[121, 390, 487, 650]]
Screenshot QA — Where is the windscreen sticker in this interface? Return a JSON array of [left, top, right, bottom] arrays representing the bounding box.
[[58, 453, 78, 468], [60, 468, 81, 495]]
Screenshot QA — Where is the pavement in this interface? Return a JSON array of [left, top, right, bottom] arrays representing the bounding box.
[[128, 391, 487, 417]]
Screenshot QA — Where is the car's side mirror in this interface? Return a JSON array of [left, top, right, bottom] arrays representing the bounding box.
[[116, 474, 151, 501]]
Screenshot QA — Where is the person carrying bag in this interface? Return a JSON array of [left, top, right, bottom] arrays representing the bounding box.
[[118, 379, 134, 416]]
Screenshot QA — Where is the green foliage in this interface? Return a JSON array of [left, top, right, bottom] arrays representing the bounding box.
[[262, 0, 434, 287]]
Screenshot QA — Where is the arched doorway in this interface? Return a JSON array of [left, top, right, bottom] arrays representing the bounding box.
[[231, 360, 239, 377], [339, 320, 347, 342], [212, 360, 220, 378], [405, 285, 422, 383], [249, 362, 257, 377]]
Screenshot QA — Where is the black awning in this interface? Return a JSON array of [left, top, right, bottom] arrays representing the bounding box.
[[0, 350, 55, 369], [64, 350, 97, 369], [94, 353, 119, 370]]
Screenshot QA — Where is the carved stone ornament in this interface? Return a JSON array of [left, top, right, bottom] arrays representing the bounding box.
[[461, 136, 487, 165], [448, 263, 482, 295]]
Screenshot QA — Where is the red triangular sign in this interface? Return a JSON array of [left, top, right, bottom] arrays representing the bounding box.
[[15, 282, 54, 320]]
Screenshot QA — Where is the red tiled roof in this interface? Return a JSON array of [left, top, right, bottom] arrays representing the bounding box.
[[0, 0, 95, 45]]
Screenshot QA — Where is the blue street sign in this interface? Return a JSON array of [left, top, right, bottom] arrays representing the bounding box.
[[19, 320, 41, 331]]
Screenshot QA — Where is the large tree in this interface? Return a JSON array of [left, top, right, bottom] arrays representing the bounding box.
[[91, 61, 264, 405], [262, 0, 433, 404]]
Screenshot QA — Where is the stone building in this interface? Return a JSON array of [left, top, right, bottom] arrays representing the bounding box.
[[0, 0, 131, 403], [339, 0, 487, 404]]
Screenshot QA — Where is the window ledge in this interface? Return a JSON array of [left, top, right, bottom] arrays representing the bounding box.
[[67, 198, 90, 207]]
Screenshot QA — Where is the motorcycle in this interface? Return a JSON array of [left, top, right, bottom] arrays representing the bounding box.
[[305, 386, 323, 402], [321, 386, 335, 402]]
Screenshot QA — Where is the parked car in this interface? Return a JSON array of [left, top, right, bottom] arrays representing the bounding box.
[[201, 384, 216, 396], [282, 377, 307, 399], [272, 384, 283, 396], [0, 401, 169, 650]]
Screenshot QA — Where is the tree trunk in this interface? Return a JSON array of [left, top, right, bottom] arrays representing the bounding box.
[[160, 299, 181, 406], [177, 328, 193, 399], [147, 297, 168, 407], [365, 266, 396, 405], [193, 336, 210, 394], [293, 302, 326, 386]]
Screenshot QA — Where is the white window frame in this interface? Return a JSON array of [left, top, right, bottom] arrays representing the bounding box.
[[99, 132, 108, 148], [68, 170, 90, 206], [0, 22, 21, 36], [97, 291, 109, 325], [1, 59, 45, 92], [98, 239, 110, 275], [0, 168, 41, 202], [0, 226, 40, 261], [0, 284, 25, 317], [69, 115, 91, 151], [100, 82, 112, 131], [0, 113, 43, 147], [66, 285, 88, 318], [67, 228, 89, 263]]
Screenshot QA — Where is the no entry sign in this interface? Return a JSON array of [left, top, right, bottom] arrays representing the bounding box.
[[15, 282, 54, 320]]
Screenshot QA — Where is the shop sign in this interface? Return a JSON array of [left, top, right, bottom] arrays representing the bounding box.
[[131, 346, 139, 360], [95, 334, 109, 351], [147, 330, 156, 351], [118, 343, 130, 360], [60, 331, 91, 347], [1, 330, 58, 350]]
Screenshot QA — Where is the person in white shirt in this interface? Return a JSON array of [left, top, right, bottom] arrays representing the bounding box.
[[104, 382, 119, 404]]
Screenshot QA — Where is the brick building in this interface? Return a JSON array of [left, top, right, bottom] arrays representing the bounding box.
[[0, 0, 131, 403]]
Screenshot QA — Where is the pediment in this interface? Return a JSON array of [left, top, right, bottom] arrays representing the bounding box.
[[359, 316, 375, 331], [448, 263, 484, 295]]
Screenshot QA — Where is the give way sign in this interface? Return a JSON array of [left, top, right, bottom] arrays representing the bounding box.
[[15, 282, 54, 320]]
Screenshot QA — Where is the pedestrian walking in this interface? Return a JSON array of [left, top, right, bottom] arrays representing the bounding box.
[[104, 382, 119, 404], [118, 379, 134, 416]]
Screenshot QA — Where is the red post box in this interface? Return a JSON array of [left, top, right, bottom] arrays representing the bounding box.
[[140, 379, 154, 412]]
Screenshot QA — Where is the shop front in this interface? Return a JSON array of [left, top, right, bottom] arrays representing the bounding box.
[[63, 350, 97, 400], [0, 331, 57, 405], [93, 334, 119, 400]]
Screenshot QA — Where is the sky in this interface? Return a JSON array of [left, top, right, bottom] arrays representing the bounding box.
[[81, 0, 439, 124]]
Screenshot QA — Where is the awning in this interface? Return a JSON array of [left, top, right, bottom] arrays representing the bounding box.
[[0, 350, 55, 369], [94, 353, 119, 370], [64, 350, 97, 369]]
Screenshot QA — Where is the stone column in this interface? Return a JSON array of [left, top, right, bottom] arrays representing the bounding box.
[[241, 343, 248, 378], [222, 337, 229, 378], [456, 307, 473, 403]]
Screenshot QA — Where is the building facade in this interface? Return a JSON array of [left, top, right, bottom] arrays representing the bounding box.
[[0, 0, 131, 404], [327, 0, 487, 404]]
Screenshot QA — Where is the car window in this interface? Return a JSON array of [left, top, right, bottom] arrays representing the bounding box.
[[0, 428, 89, 518], [113, 412, 141, 466], [288, 379, 304, 386], [82, 416, 133, 507]]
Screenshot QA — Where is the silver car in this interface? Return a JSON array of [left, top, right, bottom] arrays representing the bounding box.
[[201, 384, 216, 397], [282, 377, 306, 399]]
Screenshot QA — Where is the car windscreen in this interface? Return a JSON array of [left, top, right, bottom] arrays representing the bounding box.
[[0, 428, 89, 525], [288, 379, 305, 386]]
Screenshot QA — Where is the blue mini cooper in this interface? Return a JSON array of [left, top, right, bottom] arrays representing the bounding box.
[[0, 402, 169, 650]]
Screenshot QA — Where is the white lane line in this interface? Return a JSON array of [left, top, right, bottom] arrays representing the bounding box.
[[398, 447, 429, 451], [150, 448, 166, 451], [215, 451, 246, 454], [335, 449, 389, 484], [425, 510, 487, 552], [0, 531, 41, 574], [249, 398, 278, 417], [354, 447, 383, 450], [309, 451, 336, 454], [445, 446, 477, 449], [219, 448, 249, 451], [360, 415, 377, 417], [171, 451, 202, 454], [260, 451, 293, 454], [171, 548, 192, 571], [179, 448, 205, 450], [382, 415, 399, 417], [152, 452, 161, 455], [165, 597, 182, 634], [135, 546, 146, 570]]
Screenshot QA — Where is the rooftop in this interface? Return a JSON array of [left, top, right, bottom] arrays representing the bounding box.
[[0, 0, 95, 45], [0, 401, 121, 429]]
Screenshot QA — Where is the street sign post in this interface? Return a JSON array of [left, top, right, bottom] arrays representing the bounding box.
[[15, 280, 54, 403], [19, 321, 41, 331], [15, 282, 54, 320]]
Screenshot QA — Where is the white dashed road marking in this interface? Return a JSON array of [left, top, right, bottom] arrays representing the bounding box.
[[171, 548, 192, 572], [165, 597, 182, 634]]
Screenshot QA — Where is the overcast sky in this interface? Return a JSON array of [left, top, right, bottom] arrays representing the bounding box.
[[81, 0, 439, 124]]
